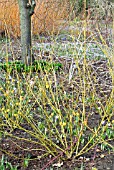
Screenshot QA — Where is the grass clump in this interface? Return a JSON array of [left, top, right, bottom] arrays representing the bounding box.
[[0, 155, 18, 170], [0, 60, 62, 73]]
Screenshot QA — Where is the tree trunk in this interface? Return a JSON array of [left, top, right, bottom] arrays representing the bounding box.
[[18, 0, 36, 65]]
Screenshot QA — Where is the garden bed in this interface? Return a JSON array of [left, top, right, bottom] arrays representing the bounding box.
[[0, 19, 114, 170]]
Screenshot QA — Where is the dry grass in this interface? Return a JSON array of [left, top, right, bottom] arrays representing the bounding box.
[[0, 0, 69, 37]]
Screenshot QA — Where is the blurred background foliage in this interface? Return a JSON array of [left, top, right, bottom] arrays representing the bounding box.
[[0, 0, 113, 37]]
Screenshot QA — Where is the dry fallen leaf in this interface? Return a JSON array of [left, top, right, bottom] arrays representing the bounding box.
[[52, 161, 63, 167], [100, 154, 105, 158]]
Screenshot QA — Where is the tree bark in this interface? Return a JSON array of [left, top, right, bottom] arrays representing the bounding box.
[[18, 0, 36, 65]]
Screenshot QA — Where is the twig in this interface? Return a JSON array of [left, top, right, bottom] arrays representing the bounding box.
[[41, 137, 77, 170]]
